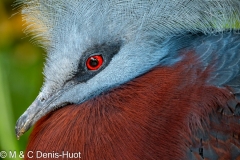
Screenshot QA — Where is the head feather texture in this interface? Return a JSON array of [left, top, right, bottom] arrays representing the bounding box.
[[15, 0, 240, 51], [14, 0, 240, 99]]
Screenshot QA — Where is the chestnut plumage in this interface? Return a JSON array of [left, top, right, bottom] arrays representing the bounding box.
[[25, 54, 240, 159]]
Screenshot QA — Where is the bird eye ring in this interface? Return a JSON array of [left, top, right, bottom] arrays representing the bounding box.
[[86, 55, 104, 70]]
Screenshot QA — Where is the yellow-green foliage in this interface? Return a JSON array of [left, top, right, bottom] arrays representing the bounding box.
[[0, 1, 44, 159]]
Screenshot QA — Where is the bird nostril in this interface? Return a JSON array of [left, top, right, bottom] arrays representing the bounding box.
[[40, 98, 45, 102]]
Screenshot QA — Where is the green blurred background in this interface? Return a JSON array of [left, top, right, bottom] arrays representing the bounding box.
[[0, 0, 44, 159]]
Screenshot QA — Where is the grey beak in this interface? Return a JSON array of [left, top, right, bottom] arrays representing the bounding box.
[[15, 91, 63, 139]]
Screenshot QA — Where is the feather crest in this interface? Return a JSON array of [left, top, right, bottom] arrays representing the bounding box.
[[15, 0, 240, 50]]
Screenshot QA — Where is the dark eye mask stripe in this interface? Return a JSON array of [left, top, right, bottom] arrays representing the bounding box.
[[73, 42, 121, 83]]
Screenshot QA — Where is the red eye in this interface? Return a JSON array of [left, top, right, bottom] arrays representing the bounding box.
[[86, 55, 104, 70]]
